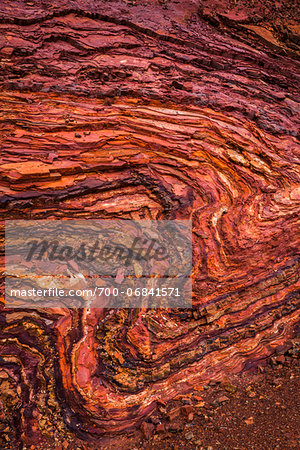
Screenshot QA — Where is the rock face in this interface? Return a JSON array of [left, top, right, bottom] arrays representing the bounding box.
[[0, 0, 299, 445]]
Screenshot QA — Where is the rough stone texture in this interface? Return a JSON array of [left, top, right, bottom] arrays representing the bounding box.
[[0, 0, 299, 446]]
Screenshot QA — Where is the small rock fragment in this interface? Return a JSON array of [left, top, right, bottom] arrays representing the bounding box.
[[187, 412, 194, 422], [245, 416, 254, 425], [169, 423, 183, 432], [168, 407, 181, 422], [181, 404, 193, 416], [195, 401, 205, 407], [216, 395, 230, 403], [276, 355, 285, 364], [155, 423, 165, 434], [140, 422, 155, 439], [223, 383, 237, 394], [185, 431, 194, 440]]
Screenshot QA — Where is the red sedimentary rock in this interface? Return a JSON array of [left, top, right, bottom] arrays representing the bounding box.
[[0, 0, 299, 446]]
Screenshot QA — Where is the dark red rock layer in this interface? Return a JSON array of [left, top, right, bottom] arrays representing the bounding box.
[[0, 0, 299, 446]]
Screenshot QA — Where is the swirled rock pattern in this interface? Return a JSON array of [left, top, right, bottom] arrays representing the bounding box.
[[0, 0, 299, 446]]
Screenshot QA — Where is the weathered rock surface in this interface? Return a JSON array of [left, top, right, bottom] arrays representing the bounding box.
[[0, 0, 299, 446]]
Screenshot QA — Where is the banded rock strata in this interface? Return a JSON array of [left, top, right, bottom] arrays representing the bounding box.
[[0, 0, 299, 446]]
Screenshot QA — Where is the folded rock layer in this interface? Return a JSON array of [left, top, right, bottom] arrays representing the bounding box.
[[0, 0, 299, 445]]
